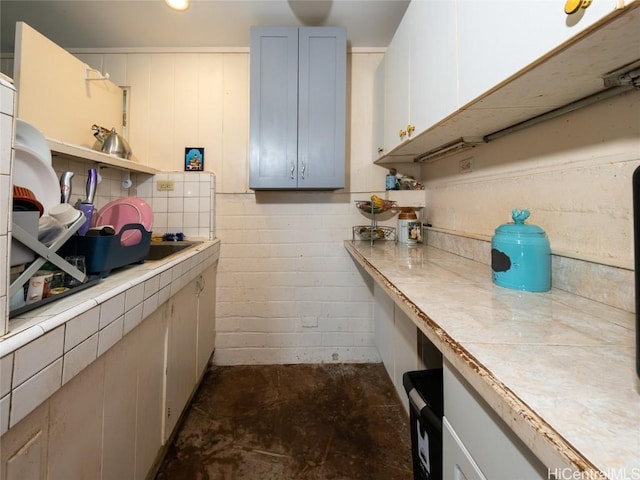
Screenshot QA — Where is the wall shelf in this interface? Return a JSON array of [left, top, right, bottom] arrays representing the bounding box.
[[48, 138, 159, 174], [375, 2, 640, 165]]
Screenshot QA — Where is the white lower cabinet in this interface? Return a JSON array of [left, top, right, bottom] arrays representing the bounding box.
[[443, 416, 487, 480], [0, 401, 49, 480], [373, 283, 420, 412], [165, 265, 217, 442], [196, 264, 217, 379], [0, 265, 218, 480], [134, 302, 168, 480], [102, 328, 139, 480], [164, 278, 199, 441], [443, 360, 547, 480]]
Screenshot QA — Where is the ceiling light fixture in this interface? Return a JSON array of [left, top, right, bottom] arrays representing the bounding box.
[[165, 0, 189, 11]]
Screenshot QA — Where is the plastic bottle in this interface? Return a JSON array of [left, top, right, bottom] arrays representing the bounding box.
[[385, 168, 398, 190]]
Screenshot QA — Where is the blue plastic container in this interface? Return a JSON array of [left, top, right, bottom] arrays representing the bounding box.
[[491, 209, 551, 292]]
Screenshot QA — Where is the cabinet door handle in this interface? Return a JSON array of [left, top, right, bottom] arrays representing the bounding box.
[[377, 147, 384, 154], [399, 129, 407, 139], [301, 162, 306, 180], [407, 124, 415, 136], [290, 163, 296, 179]]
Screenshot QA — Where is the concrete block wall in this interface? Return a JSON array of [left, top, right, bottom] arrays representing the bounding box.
[[214, 191, 382, 365]]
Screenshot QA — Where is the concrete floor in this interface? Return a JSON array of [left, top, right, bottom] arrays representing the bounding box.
[[155, 363, 413, 479]]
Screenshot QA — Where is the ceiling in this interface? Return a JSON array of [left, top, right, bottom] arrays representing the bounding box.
[[0, 0, 410, 53]]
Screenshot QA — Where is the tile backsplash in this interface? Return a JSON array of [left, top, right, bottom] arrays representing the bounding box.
[[51, 157, 216, 241]]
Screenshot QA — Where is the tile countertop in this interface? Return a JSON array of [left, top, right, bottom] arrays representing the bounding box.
[[3, 239, 221, 351], [344, 240, 639, 476], [1, 239, 220, 433]]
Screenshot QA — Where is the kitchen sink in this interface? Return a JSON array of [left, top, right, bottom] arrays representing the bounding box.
[[145, 241, 203, 261]]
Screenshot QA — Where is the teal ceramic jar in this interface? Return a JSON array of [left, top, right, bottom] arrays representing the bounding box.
[[491, 209, 551, 292]]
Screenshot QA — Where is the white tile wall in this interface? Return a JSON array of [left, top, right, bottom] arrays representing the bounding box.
[[12, 327, 64, 388], [97, 316, 124, 357], [62, 334, 98, 385], [49, 160, 217, 241], [10, 358, 62, 428], [0, 352, 12, 397], [122, 303, 143, 336], [99, 293, 125, 329], [64, 306, 100, 352], [0, 394, 9, 435]]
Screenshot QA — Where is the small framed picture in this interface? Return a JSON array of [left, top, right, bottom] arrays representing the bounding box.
[[185, 147, 204, 171]]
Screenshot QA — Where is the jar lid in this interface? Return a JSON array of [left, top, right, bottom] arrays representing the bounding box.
[[398, 207, 417, 219], [494, 209, 546, 235]]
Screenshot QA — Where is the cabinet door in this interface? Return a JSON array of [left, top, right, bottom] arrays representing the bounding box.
[[249, 27, 298, 189], [443, 360, 547, 479], [135, 302, 167, 480], [102, 333, 137, 480], [384, 10, 411, 154], [47, 358, 104, 480], [443, 417, 488, 480], [457, 0, 620, 107], [374, 282, 395, 383], [297, 27, 346, 189], [164, 279, 199, 441], [372, 57, 386, 159], [197, 265, 217, 379], [0, 402, 49, 480], [393, 305, 418, 410], [409, 0, 458, 134]]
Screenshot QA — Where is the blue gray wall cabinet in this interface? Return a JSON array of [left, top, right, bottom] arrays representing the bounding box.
[[249, 26, 346, 190]]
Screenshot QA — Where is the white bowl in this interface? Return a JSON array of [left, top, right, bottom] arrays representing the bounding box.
[[49, 203, 82, 226], [15, 119, 52, 166]]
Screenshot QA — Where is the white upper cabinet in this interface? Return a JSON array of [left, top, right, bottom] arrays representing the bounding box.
[[409, 0, 458, 142], [377, 0, 638, 164], [383, 11, 412, 157], [457, 0, 622, 107], [380, 0, 458, 159], [372, 57, 386, 159]]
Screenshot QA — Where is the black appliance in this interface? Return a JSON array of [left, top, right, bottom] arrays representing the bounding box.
[[403, 369, 443, 480]]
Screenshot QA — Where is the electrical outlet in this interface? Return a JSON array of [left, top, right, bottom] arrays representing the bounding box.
[[157, 180, 175, 191], [459, 157, 474, 174]]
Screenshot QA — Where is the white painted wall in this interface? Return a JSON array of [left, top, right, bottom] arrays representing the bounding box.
[[421, 90, 640, 269]]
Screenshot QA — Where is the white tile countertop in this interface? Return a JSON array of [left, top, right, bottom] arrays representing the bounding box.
[[344, 240, 639, 477], [0, 239, 220, 434]]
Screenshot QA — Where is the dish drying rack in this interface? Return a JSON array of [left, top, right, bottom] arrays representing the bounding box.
[[353, 200, 397, 245], [9, 212, 88, 299]]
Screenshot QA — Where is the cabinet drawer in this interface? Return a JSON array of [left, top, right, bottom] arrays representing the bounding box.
[[443, 416, 487, 480], [443, 360, 547, 479]]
